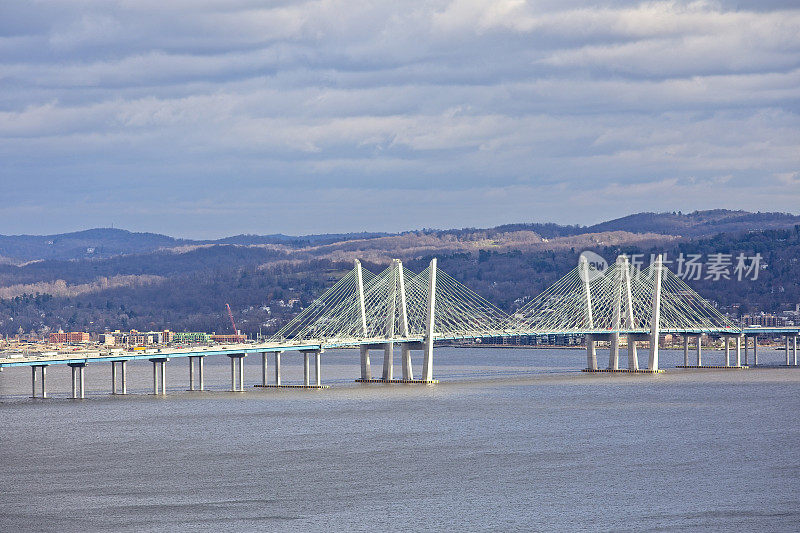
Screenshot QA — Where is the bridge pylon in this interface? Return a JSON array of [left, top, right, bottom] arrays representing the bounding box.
[[648, 254, 663, 371], [422, 258, 437, 382]]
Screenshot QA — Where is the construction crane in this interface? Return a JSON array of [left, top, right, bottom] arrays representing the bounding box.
[[226, 303, 239, 337]]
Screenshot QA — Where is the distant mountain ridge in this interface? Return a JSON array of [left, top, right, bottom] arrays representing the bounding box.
[[0, 228, 390, 263], [1, 209, 797, 263], [0, 228, 184, 264], [584, 210, 800, 237]]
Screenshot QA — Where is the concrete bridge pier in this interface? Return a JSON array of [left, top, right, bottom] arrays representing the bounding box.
[[401, 345, 413, 380], [744, 336, 749, 365], [736, 336, 742, 367], [627, 335, 639, 370], [120, 361, 128, 394], [696, 334, 702, 367], [783, 334, 797, 366], [188, 356, 204, 391], [69, 362, 86, 399], [382, 342, 394, 381], [261, 352, 269, 386], [150, 358, 167, 395], [585, 335, 597, 370], [608, 332, 620, 370], [274, 351, 282, 385], [111, 361, 128, 394], [785, 335, 791, 366], [31, 365, 47, 398], [753, 336, 758, 366], [724, 336, 730, 367], [228, 354, 246, 392], [303, 352, 310, 386], [360, 346, 371, 380], [315, 349, 323, 386], [421, 340, 434, 382], [683, 335, 689, 366]]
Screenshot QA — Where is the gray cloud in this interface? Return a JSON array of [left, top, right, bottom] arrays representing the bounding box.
[[0, 0, 798, 237]]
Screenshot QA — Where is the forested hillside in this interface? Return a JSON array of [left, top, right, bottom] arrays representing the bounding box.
[[0, 210, 798, 337]]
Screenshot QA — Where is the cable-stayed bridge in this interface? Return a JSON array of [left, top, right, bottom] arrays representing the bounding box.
[[3, 255, 798, 399]]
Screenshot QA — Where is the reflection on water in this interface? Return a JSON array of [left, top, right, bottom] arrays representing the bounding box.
[[1, 347, 798, 531]]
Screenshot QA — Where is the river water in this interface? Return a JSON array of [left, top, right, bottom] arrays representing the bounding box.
[[1, 347, 798, 531]]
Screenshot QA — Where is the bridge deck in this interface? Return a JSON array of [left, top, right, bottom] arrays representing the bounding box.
[[2, 327, 795, 369]]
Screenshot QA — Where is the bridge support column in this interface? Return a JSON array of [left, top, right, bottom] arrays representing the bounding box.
[[794, 335, 797, 366], [239, 354, 244, 391], [151, 358, 167, 395], [111, 361, 127, 394], [261, 352, 268, 386], [120, 361, 127, 394], [786, 336, 791, 366], [696, 334, 702, 367], [153, 361, 158, 394], [315, 350, 322, 386], [188, 356, 206, 391], [735, 336, 742, 367], [69, 363, 86, 399], [724, 336, 730, 367], [744, 336, 749, 365], [753, 336, 758, 366], [274, 351, 282, 385], [303, 352, 310, 386], [360, 346, 371, 380], [627, 336, 639, 370], [609, 333, 620, 370], [31, 365, 47, 398], [422, 341, 434, 381], [382, 343, 394, 381], [683, 335, 689, 366], [188, 357, 195, 391], [228, 354, 245, 392], [586, 335, 597, 370], [401, 345, 413, 380]]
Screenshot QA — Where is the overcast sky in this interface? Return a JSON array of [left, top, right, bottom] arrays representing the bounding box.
[[1, 1, 798, 238]]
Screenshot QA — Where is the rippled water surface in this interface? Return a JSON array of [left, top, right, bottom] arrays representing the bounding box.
[[1, 347, 798, 531]]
